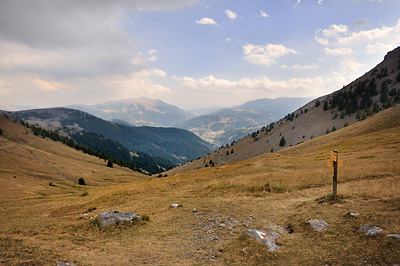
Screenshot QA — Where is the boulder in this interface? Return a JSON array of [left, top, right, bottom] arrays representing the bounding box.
[[359, 224, 382, 236], [245, 229, 281, 251], [307, 219, 329, 231], [98, 211, 141, 227]]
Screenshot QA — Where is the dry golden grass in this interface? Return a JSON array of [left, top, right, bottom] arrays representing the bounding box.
[[0, 106, 399, 265]]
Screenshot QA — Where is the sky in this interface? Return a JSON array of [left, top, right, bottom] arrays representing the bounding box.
[[0, 0, 399, 110]]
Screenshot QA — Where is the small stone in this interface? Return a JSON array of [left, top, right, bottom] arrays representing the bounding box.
[[57, 262, 75, 266], [386, 234, 400, 240], [349, 212, 360, 217], [307, 219, 329, 231], [245, 229, 281, 251], [241, 248, 248, 255], [230, 218, 239, 223], [192, 208, 197, 212], [219, 223, 226, 227], [171, 203, 182, 208], [359, 224, 382, 236]]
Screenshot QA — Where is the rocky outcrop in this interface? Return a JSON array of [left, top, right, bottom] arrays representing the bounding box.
[[245, 229, 281, 251], [98, 211, 141, 227], [359, 224, 382, 236], [307, 219, 329, 231]]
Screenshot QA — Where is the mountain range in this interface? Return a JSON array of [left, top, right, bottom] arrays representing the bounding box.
[[66, 96, 311, 146], [1, 96, 313, 148], [167, 46, 400, 175], [68, 97, 194, 127]]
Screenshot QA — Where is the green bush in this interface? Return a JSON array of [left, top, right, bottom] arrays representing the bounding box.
[[78, 177, 86, 185]]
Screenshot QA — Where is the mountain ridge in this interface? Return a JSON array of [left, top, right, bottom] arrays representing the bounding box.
[[68, 97, 195, 127], [4, 107, 213, 169]]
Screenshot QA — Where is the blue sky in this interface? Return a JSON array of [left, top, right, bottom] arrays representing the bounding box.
[[0, 0, 399, 110]]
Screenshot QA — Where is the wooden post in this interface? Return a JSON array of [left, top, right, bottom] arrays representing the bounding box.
[[333, 159, 338, 197], [332, 150, 338, 197], [327, 150, 342, 197]]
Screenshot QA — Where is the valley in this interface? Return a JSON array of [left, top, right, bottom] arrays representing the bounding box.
[[0, 103, 399, 265]]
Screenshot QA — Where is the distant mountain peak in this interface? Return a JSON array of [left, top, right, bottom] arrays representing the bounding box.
[[69, 97, 194, 127]]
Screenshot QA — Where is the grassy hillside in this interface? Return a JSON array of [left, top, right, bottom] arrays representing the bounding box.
[[0, 104, 399, 265]]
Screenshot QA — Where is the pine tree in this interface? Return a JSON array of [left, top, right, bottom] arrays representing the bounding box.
[[279, 136, 286, 147], [369, 78, 378, 96], [323, 101, 329, 111]]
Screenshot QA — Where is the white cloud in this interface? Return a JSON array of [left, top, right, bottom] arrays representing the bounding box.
[[366, 42, 394, 54], [315, 24, 348, 45], [226, 38, 231, 42], [318, 0, 323, 4], [316, 19, 400, 54], [225, 10, 237, 20], [0, 78, 12, 95], [32, 78, 70, 92], [148, 56, 157, 62], [339, 59, 363, 76], [195, 17, 218, 25], [336, 23, 398, 46], [243, 43, 298, 66], [324, 47, 354, 55], [291, 63, 318, 70], [174, 72, 346, 98], [147, 49, 158, 62], [260, 10, 269, 18]]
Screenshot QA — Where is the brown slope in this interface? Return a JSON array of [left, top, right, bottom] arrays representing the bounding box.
[[167, 46, 400, 175], [0, 114, 150, 201]]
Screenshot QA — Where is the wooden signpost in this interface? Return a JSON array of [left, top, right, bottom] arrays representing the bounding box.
[[327, 150, 343, 197]]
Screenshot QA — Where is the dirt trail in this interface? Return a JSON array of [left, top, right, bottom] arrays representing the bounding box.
[[30, 150, 75, 183]]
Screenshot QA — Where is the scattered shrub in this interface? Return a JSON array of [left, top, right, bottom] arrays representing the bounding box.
[[78, 177, 86, 185], [142, 214, 150, 222]]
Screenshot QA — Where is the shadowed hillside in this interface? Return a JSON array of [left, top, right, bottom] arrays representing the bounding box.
[[5, 108, 213, 168]]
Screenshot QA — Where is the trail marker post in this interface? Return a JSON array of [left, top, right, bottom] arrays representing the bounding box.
[[327, 150, 342, 197]]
